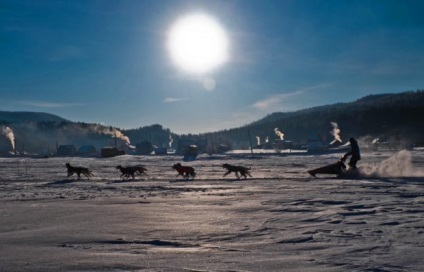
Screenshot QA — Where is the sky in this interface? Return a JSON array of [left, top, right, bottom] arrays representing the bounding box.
[[1, 0, 424, 134]]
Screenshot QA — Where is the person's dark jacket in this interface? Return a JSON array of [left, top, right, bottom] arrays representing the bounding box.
[[344, 139, 361, 160]]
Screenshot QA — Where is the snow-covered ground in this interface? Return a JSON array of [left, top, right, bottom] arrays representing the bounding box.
[[0, 150, 423, 271]]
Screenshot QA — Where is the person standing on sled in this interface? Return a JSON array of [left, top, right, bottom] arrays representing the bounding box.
[[341, 137, 361, 169]]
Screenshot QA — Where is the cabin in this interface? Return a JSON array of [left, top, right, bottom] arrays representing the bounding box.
[[182, 145, 198, 161], [101, 146, 125, 157], [57, 145, 77, 156], [154, 147, 168, 155], [78, 145, 98, 156], [135, 141, 154, 155], [177, 139, 207, 154], [306, 138, 327, 152], [0, 145, 12, 157], [216, 144, 230, 154], [274, 140, 294, 150]]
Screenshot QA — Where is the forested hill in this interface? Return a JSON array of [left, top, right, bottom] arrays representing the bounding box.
[[0, 111, 69, 123], [201, 90, 424, 148], [0, 111, 174, 154]]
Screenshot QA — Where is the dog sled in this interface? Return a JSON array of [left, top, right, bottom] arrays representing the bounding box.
[[307, 158, 359, 178]]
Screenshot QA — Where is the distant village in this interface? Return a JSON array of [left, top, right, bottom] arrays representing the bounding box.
[[0, 122, 406, 159]]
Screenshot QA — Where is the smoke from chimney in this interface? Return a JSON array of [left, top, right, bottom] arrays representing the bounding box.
[[95, 126, 130, 145], [1, 126, 15, 151], [274, 128, 284, 140], [330, 122, 342, 144], [113, 129, 130, 145], [256, 136, 261, 145]]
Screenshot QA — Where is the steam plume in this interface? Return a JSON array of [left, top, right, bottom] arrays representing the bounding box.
[[94, 125, 130, 145], [113, 129, 130, 144], [1, 126, 15, 150], [274, 128, 284, 140], [330, 122, 342, 144], [169, 134, 173, 148], [256, 136, 261, 145]]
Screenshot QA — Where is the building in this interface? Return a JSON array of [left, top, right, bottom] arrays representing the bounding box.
[[57, 145, 77, 156], [78, 145, 98, 156], [101, 146, 125, 157]]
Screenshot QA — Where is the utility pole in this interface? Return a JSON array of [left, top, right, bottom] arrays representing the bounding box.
[[247, 128, 253, 155]]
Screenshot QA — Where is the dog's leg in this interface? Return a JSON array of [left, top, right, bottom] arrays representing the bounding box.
[[223, 171, 231, 177]]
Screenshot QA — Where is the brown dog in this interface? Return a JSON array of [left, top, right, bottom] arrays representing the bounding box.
[[172, 163, 196, 179], [116, 165, 148, 180], [66, 162, 93, 180], [222, 163, 252, 179]]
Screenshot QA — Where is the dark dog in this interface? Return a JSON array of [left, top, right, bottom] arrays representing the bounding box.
[[66, 162, 93, 179], [172, 163, 196, 179], [222, 163, 252, 179], [130, 166, 148, 176], [116, 165, 148, 180]]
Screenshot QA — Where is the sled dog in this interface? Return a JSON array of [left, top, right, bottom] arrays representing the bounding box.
[[222, 163, 252, 179], [172, 163, 196, 179], [116, 165, 148, 180], [65, 163, 93, 179]]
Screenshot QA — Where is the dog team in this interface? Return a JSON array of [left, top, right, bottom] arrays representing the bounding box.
[[65, 162, 252, 180]]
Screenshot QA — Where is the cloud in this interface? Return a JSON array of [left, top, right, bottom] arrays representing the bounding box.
[[19, 100, 87, 108], [253, 90, 304, 110], [163, 97, 189, 103], [252, 84, 332, 111]]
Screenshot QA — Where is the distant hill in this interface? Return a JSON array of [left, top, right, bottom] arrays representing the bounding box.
[[0, 111, 69, 123], [0, 111, 175, 154], [0, 111, 126, 154], [201, 90, 424, 149]]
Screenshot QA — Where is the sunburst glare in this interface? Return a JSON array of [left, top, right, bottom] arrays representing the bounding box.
[[167, 14, 229, 74]]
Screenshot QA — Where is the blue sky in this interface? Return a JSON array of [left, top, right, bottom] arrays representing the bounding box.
[[1, 0, 424, 134]]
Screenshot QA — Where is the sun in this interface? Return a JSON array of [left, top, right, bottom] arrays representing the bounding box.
[[167, 14, 229, 74]]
